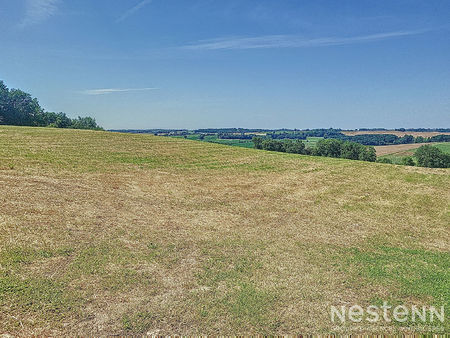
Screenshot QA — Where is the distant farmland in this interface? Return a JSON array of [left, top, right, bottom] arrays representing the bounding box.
[[343, 130, 450, 137], [374, 142, 436, 156], [174, 134, 325, 150], [376, 142, 450, 156]]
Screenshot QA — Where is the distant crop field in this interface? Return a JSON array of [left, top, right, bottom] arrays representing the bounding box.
[[304, 136, 323, 147], [374, 142, 434, 156], [343, 130, 450, 137], [0, 126, 449, 335]]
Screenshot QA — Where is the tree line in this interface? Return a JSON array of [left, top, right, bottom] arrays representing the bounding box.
[[267, 130, 450, 145], [346, 133, 450, 145], [149, 127, 450, 147], [253, 137, 377, 162], [0, 80, 102, 130]]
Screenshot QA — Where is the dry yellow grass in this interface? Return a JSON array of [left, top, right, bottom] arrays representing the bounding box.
[[0, 126, 449, 335]]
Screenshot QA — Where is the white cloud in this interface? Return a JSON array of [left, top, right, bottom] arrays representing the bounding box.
[[81, 88, 158, 95], [116, 0, 153, 23], [183, 29, 428, 50], [19, 0, 59, 28]]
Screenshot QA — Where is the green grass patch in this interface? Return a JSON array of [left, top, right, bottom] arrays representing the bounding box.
[[1, 246, 74, 270], [434, 143, 450, 154], [0, 246, 81, 327], [122, 311, 155, 333], [347, 245, 449, 309], [0, 276, 76, 313], [194, 239, 277, 331], [111, 154, 168, 167], [336, 243, 450, 330], [67, 242, 156, 291], [228, 282, 276, 327]]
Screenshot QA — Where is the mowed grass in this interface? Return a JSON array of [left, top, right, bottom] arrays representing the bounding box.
[[0, 126, 449, 335]]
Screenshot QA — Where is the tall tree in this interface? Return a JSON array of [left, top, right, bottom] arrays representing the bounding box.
[[0, 80, 102, 130]]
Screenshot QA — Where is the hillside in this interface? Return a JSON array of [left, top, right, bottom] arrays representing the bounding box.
[[0, 126, 449, 335]]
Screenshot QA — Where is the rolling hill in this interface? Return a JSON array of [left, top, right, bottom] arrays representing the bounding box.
[[0, 126, 449, 335]]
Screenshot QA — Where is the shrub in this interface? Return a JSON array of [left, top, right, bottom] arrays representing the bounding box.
[[359, 146, 377, 162], [415, 145, 450, 168], [261, 139, 285, 152], [252, 136, 264, 149], [314, 139, 342, 158], [401, 156, 415, 166], [376, 158, 393, 164], [284, 140, 306, 154]]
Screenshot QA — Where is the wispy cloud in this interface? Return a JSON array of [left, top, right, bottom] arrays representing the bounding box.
[[81, 88, 158, 95], [19, 0, 59, 28], [183, 29, 429, 50], [116, 0, 153, 23]]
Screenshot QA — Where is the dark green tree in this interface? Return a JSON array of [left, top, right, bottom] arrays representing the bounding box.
[[70, 116, 102, 130], [359, 146, 377, 162], [0, 81, 9, 124], [314, 139, 342, 157], [376, 157, 393, 164], [0, 81, 43, 126], [341, 141, 363, 160], [0, 80, 102, 130], [401, 156, 415, 166], [284, 139, 306, 154], [262, 139, 285, 152], [415, 145, 450, 168], [252, 136, 264, 149]]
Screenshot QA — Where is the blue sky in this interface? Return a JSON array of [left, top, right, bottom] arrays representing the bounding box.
[[1, 0, 449, 129]]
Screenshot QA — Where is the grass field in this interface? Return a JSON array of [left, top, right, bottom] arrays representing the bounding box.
[[435, 143, 450, 154], [0, 126, 449, 335]]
